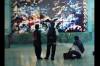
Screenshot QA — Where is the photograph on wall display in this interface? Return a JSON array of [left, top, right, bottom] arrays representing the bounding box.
[[11, 0, 87, 33]]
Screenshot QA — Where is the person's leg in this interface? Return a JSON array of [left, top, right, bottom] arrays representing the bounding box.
[[45, 43, 51, 59], [34, 41, 41, 59], [70, 50, 81, 59], [51, 44, 56, 60], [63, 50, 74, 59], [63, 52, 70, 59], [63, 51, 71, 59], [37, 45, 42, 59], [34, 46, 40, 59]]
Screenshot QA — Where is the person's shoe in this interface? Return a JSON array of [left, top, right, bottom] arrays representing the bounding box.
[[44, 57, 48, 60], [51, 58, 54, 61]]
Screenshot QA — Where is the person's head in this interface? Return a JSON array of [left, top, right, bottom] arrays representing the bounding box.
[[74, 36, 79, 40], [35, 24, 39, 30]]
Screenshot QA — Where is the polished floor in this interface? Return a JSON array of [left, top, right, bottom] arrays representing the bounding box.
[[5, 43, 94, 66]]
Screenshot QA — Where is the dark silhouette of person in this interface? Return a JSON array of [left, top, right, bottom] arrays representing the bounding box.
[[33, 24, 42, 60], [44, 21, 57, 60], [8, 32, 13, 48], [64, 36, 85, 59]]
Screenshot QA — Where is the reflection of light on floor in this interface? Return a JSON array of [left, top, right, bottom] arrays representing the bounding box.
[[41, 52, 45, 58], [18, 53, 37, 66]]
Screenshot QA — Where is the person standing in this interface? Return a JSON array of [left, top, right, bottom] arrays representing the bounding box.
[[33, 24, 42, 60], [45, 20, 58, 60]]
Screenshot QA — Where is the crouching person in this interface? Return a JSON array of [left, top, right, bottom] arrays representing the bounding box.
[[64, 36, 85, 59]]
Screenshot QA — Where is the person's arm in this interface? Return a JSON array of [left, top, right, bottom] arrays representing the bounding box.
[[69, 44, 74, 51], [69, 41, 76, 51]]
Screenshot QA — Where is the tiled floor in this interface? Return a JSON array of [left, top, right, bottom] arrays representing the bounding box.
[[5, 43, 94, 66]]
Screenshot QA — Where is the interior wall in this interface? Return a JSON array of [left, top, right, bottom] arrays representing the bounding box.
[[5, 0, 94, 47]]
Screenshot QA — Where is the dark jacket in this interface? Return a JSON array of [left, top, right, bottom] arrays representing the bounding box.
[[73, 40, 85, 53], [47, 27, 57, 43], [33, 29, 41, 45]]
